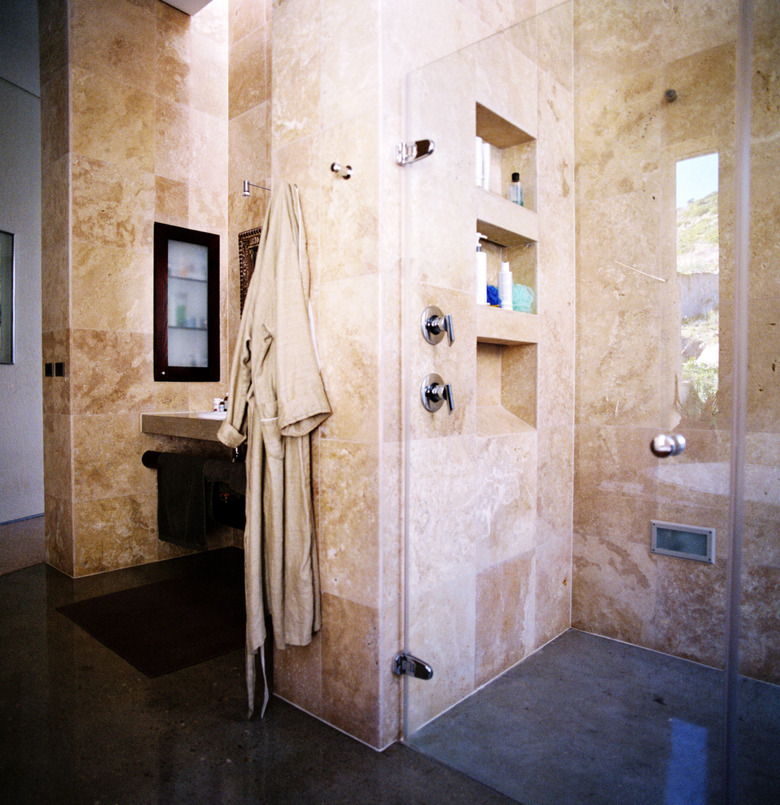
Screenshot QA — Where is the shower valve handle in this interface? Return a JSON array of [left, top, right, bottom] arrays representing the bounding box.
[[421, 306, 454, 346], [421, 373, 454, 414]]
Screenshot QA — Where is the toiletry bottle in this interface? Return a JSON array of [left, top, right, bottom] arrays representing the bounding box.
[[482, 141, 492, 190], [508, 172, 523, 206], [476, 234, 487, 305], [498, 258, 513, 310]]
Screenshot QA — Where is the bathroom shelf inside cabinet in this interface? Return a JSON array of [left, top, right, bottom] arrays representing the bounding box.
[[476, 306, 538, 346]]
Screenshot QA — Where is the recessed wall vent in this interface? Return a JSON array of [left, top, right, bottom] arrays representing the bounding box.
[[651, 520, 715, 564]]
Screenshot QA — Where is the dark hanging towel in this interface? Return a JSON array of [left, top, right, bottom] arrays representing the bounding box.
[[156, 453, 211, 550]]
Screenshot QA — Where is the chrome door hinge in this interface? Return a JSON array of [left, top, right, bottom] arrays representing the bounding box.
[[395, 139, 435, 166], [392, 653, 434, 680]]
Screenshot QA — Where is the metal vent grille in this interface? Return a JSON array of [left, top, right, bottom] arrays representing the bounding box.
[[651, 520, 715, 564]]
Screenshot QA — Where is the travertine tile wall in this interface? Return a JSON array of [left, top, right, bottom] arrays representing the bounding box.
[[40, 0, 233, 576], [572, 0, 780, 683], [267, 0, 575, 746]]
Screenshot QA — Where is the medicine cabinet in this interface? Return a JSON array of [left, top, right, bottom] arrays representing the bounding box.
[[153, 222, 220, 382]]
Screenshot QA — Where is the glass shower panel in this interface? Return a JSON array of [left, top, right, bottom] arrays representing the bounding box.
[[401, 1, 575, 742], [401, 1, 777, 801]]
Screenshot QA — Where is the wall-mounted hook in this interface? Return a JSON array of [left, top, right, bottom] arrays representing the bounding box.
[[331, 162, 352, 180]]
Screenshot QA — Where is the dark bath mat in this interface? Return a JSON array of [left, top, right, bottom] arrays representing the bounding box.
[[57, 549, 245, 677]]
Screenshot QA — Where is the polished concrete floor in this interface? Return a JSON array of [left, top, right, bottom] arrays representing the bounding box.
[[410, 629, 780, 805], [2, 521, 778, 804], [0, 552, 512, 804]]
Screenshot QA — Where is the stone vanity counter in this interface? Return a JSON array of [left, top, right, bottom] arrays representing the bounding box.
[[141, 412, 226, 442]]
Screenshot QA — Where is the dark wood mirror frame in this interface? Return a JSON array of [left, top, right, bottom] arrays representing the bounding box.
[[153, 222, 220, 382]]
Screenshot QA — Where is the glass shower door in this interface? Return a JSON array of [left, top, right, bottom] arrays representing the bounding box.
[[400, 0, 576, 745], [400, 1, 778, 802]]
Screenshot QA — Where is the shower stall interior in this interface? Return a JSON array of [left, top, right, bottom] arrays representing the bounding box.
[[399, 1, 779, 801]]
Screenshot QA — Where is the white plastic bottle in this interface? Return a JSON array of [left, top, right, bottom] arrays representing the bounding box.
[[498, 259, 513, 310], [476, 234, 487, 305]]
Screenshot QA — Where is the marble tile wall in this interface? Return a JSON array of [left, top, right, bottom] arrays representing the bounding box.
[[40, 0, 233, 576], [572, 0, 780, 684]]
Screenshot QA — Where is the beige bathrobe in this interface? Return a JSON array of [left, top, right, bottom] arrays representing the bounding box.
[[218, 181, 331, 717]]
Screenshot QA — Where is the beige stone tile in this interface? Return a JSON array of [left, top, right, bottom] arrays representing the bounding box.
[[661, 43, 735, 147], [475, 29, 538, 139], [645, 554, 727, 670], [476, 551, 533, 686], [40, 155, 70, 334], [273, 636, 323, 717], [739, 564, 780, 684], [228, 102, 271, 193], [71, 156, 154, 251], [190, 34, 228, 119], [316, 276, 380, 443], [45, 494, 73, 576], [533, 531, 571, 649], [379, 602, 403, 746], [317, 440, 380, 608], [155, 0, 191, 105], [659, 0, 738, 65], [572, 530, 658, 645], [319, 112, 381, 282], [536, 309, 574, 430], [42, 331, 71, 415], [155, 99, 192, 184], [408, 285, 476, 440], [573, 0, 666, 88], [319, 0, 379, 129], [72, 493, 157, 576], [501, 342, 537, 427], [229, 25, 269, 119], [405, 52, 475, 296], [71, 412, 155, 501], [575, 70, 664, 203], [70, 330, 154, 415], [379, 443, 403, 611], [71, 242, 153, 334], [71, 66, 154, 172], [229, 0, 266, 47], [475, 430, 537, 569], [271, 0, 321, 148], [407, 434, 478, 589], [536, 0, 573, 92], [536, 424, 574, 544], [155, 176, 189, 228], [321, 593, 381, 747], [43, 413, 72, 500], [406, 573, 475, 733], [189, 111, 229, 193], [477, 343, 502, 406], [69, 0, 156, 91]]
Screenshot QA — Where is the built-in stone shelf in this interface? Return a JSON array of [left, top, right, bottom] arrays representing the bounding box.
[[477, 405, 535, 437], [476, 305, 538, 345], [476, 188, 538, 247], [141, 411, 225, 442]]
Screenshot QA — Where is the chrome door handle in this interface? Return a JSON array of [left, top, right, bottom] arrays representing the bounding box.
[[650, 434, 686, 457]]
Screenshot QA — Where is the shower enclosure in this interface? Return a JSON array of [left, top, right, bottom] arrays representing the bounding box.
[[400, 1, 779, 801]]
